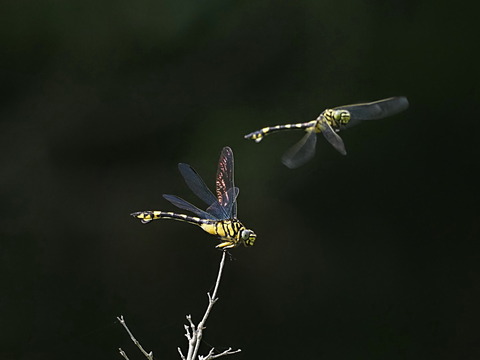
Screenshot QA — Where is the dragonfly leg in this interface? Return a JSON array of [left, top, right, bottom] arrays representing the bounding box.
[[216, 241, 236, 249]]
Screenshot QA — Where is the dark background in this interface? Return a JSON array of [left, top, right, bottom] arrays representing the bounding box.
[[1, 0, 479, 359]]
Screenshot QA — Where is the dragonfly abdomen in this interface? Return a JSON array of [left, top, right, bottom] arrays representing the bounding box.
[[130, 211, 214, 226], [244, 121, 315, 142]]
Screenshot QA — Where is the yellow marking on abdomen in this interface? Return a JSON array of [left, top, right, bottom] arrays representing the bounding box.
[[131, 210, 204, 225], [200, 223, 218, 236], [245, 122, 314, 142]]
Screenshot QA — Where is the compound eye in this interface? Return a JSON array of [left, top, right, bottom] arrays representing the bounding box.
[[240, 230, 251, 241], [240, 229, 256, 246], [333, 111, 343, 121]]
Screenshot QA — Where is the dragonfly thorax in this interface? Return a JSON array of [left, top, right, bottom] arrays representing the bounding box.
[[200, 219, 256, 249], [320, 109, 351, 129]]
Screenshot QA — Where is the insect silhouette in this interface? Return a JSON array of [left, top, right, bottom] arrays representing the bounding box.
[[245, 96, 409, 168], [131, 147, 256, 249]]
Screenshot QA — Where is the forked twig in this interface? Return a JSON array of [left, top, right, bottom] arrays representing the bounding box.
[[183, 251, 240, 360], [199, 347, 241, 359], [117, 315, 154, 360], [118, 251, 240, 359]]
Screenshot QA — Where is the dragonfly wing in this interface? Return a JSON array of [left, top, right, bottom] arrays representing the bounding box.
[[206, 187, 239, 220], [215, 147, 237, 218], [281, 130, 317, 169], [206, 199, 230, 220], [222, 187, 239, 219], [178, 163, 218, 207], [337, 96, 409, 128], [162, 194, 218, 220], [320, 120, 347, 155]]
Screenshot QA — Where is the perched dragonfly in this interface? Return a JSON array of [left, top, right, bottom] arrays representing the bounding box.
[[245, 96, 409, 168], [131, 147, 256, 249]]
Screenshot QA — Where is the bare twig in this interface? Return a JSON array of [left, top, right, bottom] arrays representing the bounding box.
[[200, 347, 241, 360], [119, 348, 130, 360], [179, 251, 240, 360], [178, 347, 187, 360], [117, 251, 240, 360], [117, 315, 154, 360]]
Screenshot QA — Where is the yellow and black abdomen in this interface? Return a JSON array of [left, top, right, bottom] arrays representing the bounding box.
[[131, 211, 213, 226], [131, 212, 256, 249], [244, 121, 315, 142]]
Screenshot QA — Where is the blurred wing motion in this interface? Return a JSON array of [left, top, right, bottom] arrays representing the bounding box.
[[319, 119, 347, 155], [130, 146, 256, 249], [281, 130, 317, 169], [246, 96, 409, 167], [336, 96, 409, 129]]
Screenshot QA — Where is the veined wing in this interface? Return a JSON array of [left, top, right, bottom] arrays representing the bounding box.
[[178, 162, 228, 219], [216, 147, 237, 218], [336, 96, 409, 129], [281, 130, 317, 169], [178, 163, 217, 207], [319, 119, 347, 155], [207, 187, 239, 220], [162, 194, 218, 220]]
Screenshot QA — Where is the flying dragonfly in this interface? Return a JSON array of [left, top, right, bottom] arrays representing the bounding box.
[[131, 147, 256, 249], [244, 96, 409, 168]]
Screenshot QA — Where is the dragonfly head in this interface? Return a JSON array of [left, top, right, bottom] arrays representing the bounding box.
[[240, 228, 256, 246], [332, 110, 351, 125]]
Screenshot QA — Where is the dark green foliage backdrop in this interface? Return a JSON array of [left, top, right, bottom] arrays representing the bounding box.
[[1, 0, 479, 359]]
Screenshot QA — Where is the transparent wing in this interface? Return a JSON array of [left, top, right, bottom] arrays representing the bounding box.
[[281, 130, 318, 169], [336, 96, 409, 129], [320, 120, 347, 155], [222, 187, 239, 219], [162, 194, 218, 220], [228, 187, 239, 219], [215, 147, 237, 218], [178, 163, 218, 207], [207, 187, 239, 220]]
